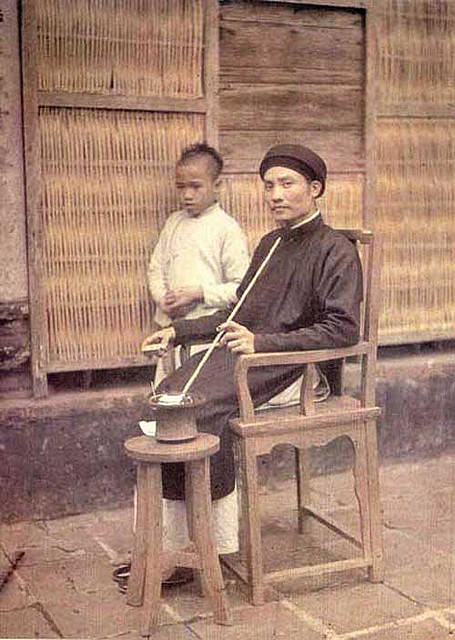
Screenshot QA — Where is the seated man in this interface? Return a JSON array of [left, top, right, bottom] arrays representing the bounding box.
[[141, 143, 363, 571]]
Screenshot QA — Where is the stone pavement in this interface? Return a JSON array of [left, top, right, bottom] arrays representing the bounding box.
[[1, 452, 455, 639]]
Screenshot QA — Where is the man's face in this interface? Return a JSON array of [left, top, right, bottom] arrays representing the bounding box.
[[263, 166, 322, 227], [175, 157, 219, 216]]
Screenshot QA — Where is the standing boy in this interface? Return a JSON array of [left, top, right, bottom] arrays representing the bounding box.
[[146, 143, 249, 569], [148, 142, 249, 382]]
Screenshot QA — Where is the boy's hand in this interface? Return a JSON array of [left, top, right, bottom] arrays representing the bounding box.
[[162, 287, 203, 318], [218, 320, 255, 354], [141, 327, 176, 355]]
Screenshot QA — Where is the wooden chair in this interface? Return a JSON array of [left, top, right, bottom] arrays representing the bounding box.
[[224, 229, 384, 605]]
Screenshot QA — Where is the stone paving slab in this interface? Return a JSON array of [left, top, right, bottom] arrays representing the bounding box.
[[189, 601, 325, 639], [99, 627, 200, 640], [41, 590, 173, 639], [287, 581, 423, 635], [17, 553, 121, 601], [1, 454, 455, 639], [382, 528, 448, 573], [0, 573, 31, 612], [342, 615, 453, 639], [0, 605, 60, 638], [385, 560, 455, 609]]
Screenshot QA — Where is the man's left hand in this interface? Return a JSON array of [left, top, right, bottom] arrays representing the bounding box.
[[218, 320, 255, 354]]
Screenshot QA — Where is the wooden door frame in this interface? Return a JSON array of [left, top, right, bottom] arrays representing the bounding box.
[[21, 0, 220, 397]]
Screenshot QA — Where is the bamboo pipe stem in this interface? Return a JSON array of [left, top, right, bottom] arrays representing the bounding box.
[[182, 236, 282, 395]]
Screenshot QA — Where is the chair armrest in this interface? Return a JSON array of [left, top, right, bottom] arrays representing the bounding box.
[[233, 341, 374, 420]]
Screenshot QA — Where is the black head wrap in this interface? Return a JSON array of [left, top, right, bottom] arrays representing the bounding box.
[[259, 144, 327, 197]]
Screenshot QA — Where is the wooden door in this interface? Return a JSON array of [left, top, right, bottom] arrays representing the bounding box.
[[217, 0, 374, 252]]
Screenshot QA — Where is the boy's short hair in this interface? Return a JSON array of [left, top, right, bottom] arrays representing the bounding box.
[[177, 142, 223, 179]]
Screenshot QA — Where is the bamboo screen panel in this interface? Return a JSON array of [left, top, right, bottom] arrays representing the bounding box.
[[375, 0, 455, 343], [37, 0, 204, 98], [377, 119, 455, 342], [376, 0, 455, 108], [220, 174, 363, 254], [40, 107, 204, 366]]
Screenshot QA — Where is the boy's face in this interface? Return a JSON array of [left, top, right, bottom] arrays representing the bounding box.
[[175, 157, 219, 216]]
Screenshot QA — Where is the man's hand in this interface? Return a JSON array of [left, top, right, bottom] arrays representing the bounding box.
[[218, 320, 255, 354], [162, 287, 203, 318], [141, 327, 176, 356]]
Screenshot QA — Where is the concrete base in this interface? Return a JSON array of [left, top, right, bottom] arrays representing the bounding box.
[[1, 346, 455, 522]]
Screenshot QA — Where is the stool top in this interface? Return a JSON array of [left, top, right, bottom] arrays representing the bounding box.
[[124, 433, 220, 463]]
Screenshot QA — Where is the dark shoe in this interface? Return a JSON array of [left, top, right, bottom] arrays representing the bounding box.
[[162, 567, 193, 587], [117, 578, 128, 594], [113, 563, 131, 583], [114, 563, 193, 594]]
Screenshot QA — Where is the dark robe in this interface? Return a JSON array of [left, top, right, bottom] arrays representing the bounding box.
[[158, 215, 363, 500]]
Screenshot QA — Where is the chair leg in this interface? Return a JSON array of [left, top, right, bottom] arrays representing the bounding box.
[[365, 419, 384, 582], [233, 438, 246, 564], [140, 464, 163, 637], [295, 447, 311, 534], [127, 464, 149, 607], [351, 429, 375, 573], [187, 457, 232, 625], [236, 437, 265, 606]]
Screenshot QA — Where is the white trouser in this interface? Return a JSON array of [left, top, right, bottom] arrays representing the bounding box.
[[133, 483, 239, 554]]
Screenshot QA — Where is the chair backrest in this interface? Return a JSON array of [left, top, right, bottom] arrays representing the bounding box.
[[336, 229, 378, 344], [336, 229, 380, 406]]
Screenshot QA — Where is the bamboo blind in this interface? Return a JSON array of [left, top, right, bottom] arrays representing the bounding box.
[[376, 119, 455, 341], [37, 0, 204, 98], [40, 107, 204, 365], [376, 0, 455, 108], [220, 174, 363, 254], [375, 0, 455, 342]]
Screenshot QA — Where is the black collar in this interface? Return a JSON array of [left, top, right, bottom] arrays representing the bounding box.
[[276, 214, 323, 242]]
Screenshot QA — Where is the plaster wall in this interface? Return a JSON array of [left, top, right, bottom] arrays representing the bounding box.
[[0, 0, 27, 303]]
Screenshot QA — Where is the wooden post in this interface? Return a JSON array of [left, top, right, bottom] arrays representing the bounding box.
[[363, 0, 377, 231], [204, 0, 219, 147], [22, 0, 48, 397]]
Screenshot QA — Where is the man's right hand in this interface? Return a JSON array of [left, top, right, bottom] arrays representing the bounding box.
[[141, 327, 176, 356]]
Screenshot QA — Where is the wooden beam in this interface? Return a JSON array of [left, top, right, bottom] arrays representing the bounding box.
[[204, 0, 219, 147], [263, 557, 371, 582], [45, 356, 155, 373], [37, 91, 208, 114], [22, 0, 48, 397], [378, 104, 455, 119], [379, 330, 455, 347], [260, 0, 369, 8], [221, 131, 364, 174], [363, 1, 377, 230]]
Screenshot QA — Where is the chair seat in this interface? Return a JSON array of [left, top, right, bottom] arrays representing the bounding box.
[[230, 394, 381, 437]]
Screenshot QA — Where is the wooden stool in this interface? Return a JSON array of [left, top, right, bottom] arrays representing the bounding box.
[[124, 433, 231, 636]]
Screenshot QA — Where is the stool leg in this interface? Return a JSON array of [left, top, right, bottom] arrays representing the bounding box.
[[141, 464, 163, 637], [187, 458, 232, 625], [185, 465, 203, 597], [127, 463, 148, 606]]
